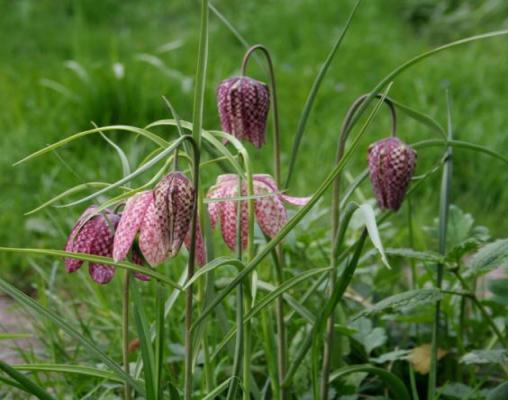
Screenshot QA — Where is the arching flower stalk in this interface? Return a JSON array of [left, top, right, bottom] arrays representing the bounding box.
[[207, 174, 310, 251]]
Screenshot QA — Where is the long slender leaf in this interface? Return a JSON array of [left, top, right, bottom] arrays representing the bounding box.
[[14, 125, 168, 166], [286, 0, 362, 186], [0, 279, 144, 394], [0, 360, 55, 400], [13, 363, 130, 383], [0, 247, 182, 289]]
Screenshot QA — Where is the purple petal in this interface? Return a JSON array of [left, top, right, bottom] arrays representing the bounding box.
[[87, 213, 119, 284], [113, 191, 153, 262], [64, 206, 100, 272], [253, 180, 288, 238], [131, 249, 150, 281], [89, 264, 115, 284], [184, 220, 207, 267], [220, 181, 248, 251], [139, 199, 171, 266], [254, 174, 311, 206]]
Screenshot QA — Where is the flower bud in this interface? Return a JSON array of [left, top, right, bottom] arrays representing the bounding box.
[[368, 137, 417, 211], [217, 76, 270, 148]]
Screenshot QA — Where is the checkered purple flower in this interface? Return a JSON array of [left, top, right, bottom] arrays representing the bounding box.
[[217, 76, 270, 148], [368, 137, 417, 211], [207, 174, 310, 250], [64, 206, 149, 284], [113, 172, 206, 267]]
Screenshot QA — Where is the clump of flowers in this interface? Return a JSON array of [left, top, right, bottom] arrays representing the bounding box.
[[207, 174, 310, 250], [217, 76, 270, 148], [367, 137, 417, 211]]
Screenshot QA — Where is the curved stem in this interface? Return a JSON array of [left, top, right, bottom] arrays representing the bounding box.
[[241, 44, 282, 183], [122, 271, 131, 400], [242, 44, 286, 399], [320, 93, 397, 400]]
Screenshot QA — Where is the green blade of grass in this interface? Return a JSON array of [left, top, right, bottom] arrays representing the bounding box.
[[12, 363, 132, 384], [285, 0, 363, 187], [0, 248, 182, 290], [131, 280, 157, 400], [14, 125, 168, 166], [0, 360, 55, 400], [0, 278, 144, 394]]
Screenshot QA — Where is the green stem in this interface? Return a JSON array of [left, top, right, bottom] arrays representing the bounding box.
[[122, 271, 131, 400], [320, 94, 397, 400], [428, 91, 453, 400]]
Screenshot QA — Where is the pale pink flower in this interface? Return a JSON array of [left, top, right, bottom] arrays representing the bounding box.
[[207, 174, 310, 250], [368, 137, 417, 211], [217, 76, 270, 148]]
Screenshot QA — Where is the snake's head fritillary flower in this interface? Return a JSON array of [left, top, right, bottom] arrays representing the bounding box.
[[207, 174, 310, 251], [217, 76, 270, 148], [368, 137, 417, 211], [113, 172, 205, 267], [64, 206, 119, 284]]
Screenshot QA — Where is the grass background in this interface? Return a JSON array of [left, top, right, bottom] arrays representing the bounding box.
[[1, 0, 508, 279]]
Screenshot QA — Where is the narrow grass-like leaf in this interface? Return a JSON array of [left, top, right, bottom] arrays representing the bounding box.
[[0, 333, 32, 340], [58, 135, 186, 207], [13, 363, 129, 383], [99, 131, 131, 178], [203, 377, 236, 400], [328, 364, 411, 400], [131, 281, 157, 400], [0, 248, 182, 290], [183, 256, 245, 289], [389, 97, 446, 138], [286, 0, 362, 186], [14, 125, 168, 166], [0, 360, 55, 400], [0, 279, 144, 394]]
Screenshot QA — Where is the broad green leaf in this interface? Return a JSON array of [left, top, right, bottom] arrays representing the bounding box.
[[351, 318, 387, 355], [385, 248, 443, 263], [328, 364, 411, 400], [488, 381, 508, 400], [0, 278, 144, 394], [355, 204, 390, 269], [461, 349, 508, 365], [351, 289, 442, 321], [467, 239, 508, 276], [488, 279, 508, 306], [0, 360, 55, 400], [370, 350, 411, 364]]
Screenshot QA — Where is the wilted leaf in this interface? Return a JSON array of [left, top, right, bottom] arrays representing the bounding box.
[[350, 289, 442, 321], [461, 349, 508, 365], [467, 239, 508, 277], [355, 204, 391, 269], [409, 344, 447, 374]]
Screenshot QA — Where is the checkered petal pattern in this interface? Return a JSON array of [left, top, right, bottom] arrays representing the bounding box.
[[113, 191, 153, 262], [368, 137, 417, 211], [206, 174, 310, 251], [217, 76, 270, 148]]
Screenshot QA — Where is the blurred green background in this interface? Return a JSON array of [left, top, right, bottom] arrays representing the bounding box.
[[2, 0, 508, 278]]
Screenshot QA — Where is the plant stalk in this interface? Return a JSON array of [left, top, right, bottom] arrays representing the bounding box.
[[122, 271, 131, 400]]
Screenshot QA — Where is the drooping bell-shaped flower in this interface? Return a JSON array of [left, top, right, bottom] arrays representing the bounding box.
[[113, 172, 206, 267], [368, 137, 417, 211], [217, 76, 270, 148], [207, 174, 310, 250]]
